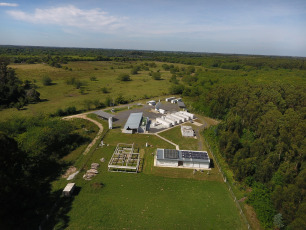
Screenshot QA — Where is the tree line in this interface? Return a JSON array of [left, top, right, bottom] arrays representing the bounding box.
[[197, 82, 305, 229]]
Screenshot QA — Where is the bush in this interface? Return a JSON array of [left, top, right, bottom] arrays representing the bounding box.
[[101, 87, 109, 94], [90, 76, 97, 81], [152, 72, 162, 80], [169, 84, 184, 95], [42, 76, 52, 86], [117, 73, 131, 81], [66, 77, 76, 85], [115, 94, 128, 105]]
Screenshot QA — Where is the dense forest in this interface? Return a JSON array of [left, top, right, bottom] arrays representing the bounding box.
[[201, 83, 305, 229], [169, 68, 305, 228], [0, 46, 305, 229]]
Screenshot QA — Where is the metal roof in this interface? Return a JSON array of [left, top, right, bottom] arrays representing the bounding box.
[[178, 101, 186, 108], [94, 110, 114, 119], [123, 112, 143, 130]]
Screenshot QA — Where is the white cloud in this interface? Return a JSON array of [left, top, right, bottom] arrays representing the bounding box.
[[0, 2, 18, 7], [7, 5, 126, 32]]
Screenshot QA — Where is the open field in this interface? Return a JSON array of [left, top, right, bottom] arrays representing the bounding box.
[[1, 61, 173, 120], [49, 123, 246, 230], [158, 125, 199, 150]]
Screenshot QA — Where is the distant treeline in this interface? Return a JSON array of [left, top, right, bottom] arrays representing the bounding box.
[[1, 45, 306, 70]]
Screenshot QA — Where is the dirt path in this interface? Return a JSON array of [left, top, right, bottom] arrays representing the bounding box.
[[63, 114, 104, 155]]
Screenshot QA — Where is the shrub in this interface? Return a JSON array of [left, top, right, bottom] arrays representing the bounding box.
[[101, 87, 109, 94], [117, 74, 131, 81], [90, 76, 97, 81], [66, 77, 76, 85], [42, 76, 52, 86], [115, 94, 128, 104], [152, 72, 162, 80]]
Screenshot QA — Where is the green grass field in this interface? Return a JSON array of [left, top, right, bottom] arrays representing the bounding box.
[[158, 125, 199, 150], [49, 120, 246, 229], [1, 61, 172, 120]]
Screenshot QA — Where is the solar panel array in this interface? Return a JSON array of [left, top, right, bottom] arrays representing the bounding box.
[[164, 149, 179, 159], [181, 151, 209, 160]]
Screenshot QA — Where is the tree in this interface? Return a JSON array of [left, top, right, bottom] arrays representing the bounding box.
[[273, 213, 284, 229]]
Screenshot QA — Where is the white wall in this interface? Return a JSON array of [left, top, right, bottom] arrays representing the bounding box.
[[156, 160, 178, 167]]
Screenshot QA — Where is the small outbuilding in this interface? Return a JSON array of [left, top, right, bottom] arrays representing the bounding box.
[[62, 183, 75, 197], [181, 125, 195, 137], [147, 100, 156, 106], [178, 101, 186, 108]]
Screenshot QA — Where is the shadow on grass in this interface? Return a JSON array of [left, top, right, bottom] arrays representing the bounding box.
[[209, 158, 215, 168], [43, 187, 81, 230]]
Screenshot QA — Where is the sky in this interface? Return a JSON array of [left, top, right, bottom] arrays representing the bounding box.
[[0, 0, 305, 56]]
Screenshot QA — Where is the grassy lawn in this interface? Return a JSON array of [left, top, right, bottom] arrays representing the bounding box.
[[49, 126, 246, 230], [158, 125, 199, 150]]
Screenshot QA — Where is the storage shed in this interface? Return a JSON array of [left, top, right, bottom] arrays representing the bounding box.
[[181, 125, 195, 137], [62, 183, 75, 197], [178, 101, 186, 108], [156, 149, 210, 169]]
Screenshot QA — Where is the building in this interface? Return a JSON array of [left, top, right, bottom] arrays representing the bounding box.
[[179, 111, 195, 119], [181, 126, 195, 137], [165, 97, 176, 102], [62, 183, 75, 197], [156, 117, 172, 127], [94, 110, 114, 120], [156, 149, 210, 169], [178, 101, 186, 108], [147, 100, 156, 106], [123, 112, 149, 134]]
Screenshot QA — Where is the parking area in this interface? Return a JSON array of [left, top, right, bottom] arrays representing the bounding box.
[[106, 102, 181, 133]]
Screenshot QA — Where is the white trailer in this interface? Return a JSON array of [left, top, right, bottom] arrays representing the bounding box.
[[164, 117, 177, 125], [156, 117, 172, 127], [174, 112, 190, 121], [167, 114, 182, 123], [171, 99, 177, 104], [165, 97, 175, 102], [179, 111, 195, 119], [171, 113, 187, 122]]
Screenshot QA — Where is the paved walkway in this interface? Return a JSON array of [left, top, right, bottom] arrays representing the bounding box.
[[63, 114, 104, 155]]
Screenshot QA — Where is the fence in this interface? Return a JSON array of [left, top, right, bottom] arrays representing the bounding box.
[[203, 136, 251, 230]]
